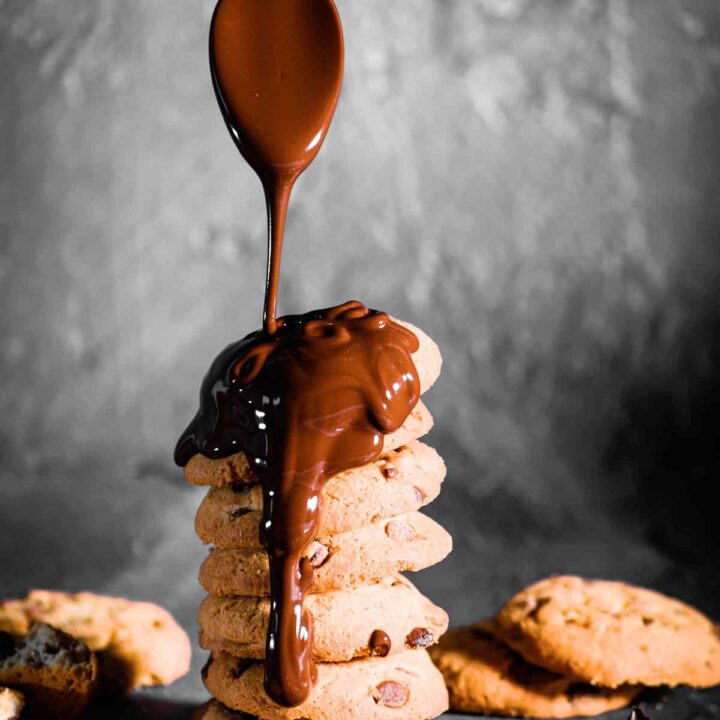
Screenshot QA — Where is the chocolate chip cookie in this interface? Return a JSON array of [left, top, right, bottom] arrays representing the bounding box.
[[430, 621, 639, 717], [195, 441, 445, 548], [200, 575, 447, 662], [202, 648, 449, 720], [495, 576, 720, 688], [199, 511, 452, 596], [0, 591, 190, 691]]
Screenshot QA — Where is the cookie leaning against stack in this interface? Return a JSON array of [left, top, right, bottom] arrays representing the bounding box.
[[190, 321, 452, 720], [430, 575, 720, 718]]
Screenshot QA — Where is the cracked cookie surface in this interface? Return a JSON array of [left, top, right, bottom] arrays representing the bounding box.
[[429, 621, 638, 717], [495, 575, 720, 688]]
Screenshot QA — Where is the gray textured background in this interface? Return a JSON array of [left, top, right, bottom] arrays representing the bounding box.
[[2, 0, 720, 718]]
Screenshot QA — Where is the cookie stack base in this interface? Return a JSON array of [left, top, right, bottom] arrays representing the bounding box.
[[203, 649, 448, 720]]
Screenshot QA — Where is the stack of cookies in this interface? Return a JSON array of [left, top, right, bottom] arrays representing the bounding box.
[[186, 322, 452, 720], [431, 575, 720, 718]]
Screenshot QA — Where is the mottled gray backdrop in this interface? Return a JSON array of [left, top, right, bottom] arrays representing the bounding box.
[[2, 0, 720, 717]]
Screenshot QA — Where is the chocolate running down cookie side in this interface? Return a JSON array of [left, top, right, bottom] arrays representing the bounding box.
[[175, 304, 422, 706]]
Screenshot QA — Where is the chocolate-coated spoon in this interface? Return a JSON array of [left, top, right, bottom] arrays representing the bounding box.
[[210, 0, 344, 335]]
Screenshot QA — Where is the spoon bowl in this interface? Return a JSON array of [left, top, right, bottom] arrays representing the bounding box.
[[210, 0, 345, 177]]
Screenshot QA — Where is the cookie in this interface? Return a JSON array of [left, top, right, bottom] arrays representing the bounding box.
[[202, 648, 449, 720], [184, 399, 433, 488], [0, 623, 98, 720], [0, 687, 24, 720], [395, 320, 442, 394], [495, 575, 720, 688], [199, 575, 448, 662], [429, 621, 639, 717], [0, 591, 191, 692], [195, 441, 445, 548], [199, 511, 452, 596]]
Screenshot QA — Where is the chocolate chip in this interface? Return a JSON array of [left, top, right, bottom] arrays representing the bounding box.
[[413, 486, 426, 503], [231, 659, 255, 679], [385, 520, 415, 541], [0, 631, 16, 659], [309, 543, 330, 568], [405, 627, 433, 648], [373, 680, 409, 707], [383, 465, 398, 478], [369, 630, 392, 657], [228, 505, 252, 520]]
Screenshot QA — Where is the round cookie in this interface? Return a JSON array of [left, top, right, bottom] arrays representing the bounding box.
[[184, 399, 433, 488], [0, 591, 191, 692], [495, 575, 720, 688], [199, 512, 452, 597], [199, 575, 448, 662], [195, 441, 445, 548], [429, 621, 639, 717], [202, 648, 449, 720]]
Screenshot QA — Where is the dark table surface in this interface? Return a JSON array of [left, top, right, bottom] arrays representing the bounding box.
[[77, 686, 720, 720]]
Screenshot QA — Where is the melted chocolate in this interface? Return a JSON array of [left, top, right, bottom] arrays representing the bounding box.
[[210, 0, 344, 335], [176, 303, 420, 706]]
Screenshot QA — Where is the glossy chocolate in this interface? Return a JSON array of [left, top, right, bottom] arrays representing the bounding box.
[[369, 629, 392, 658], [210, 0, 344, 335], [176, 303, 420, 706]]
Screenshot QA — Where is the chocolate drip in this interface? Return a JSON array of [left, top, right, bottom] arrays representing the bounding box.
[[209, 0, 344, 335], [175, 303, 420, 706], [369, 630, 392, 657]]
